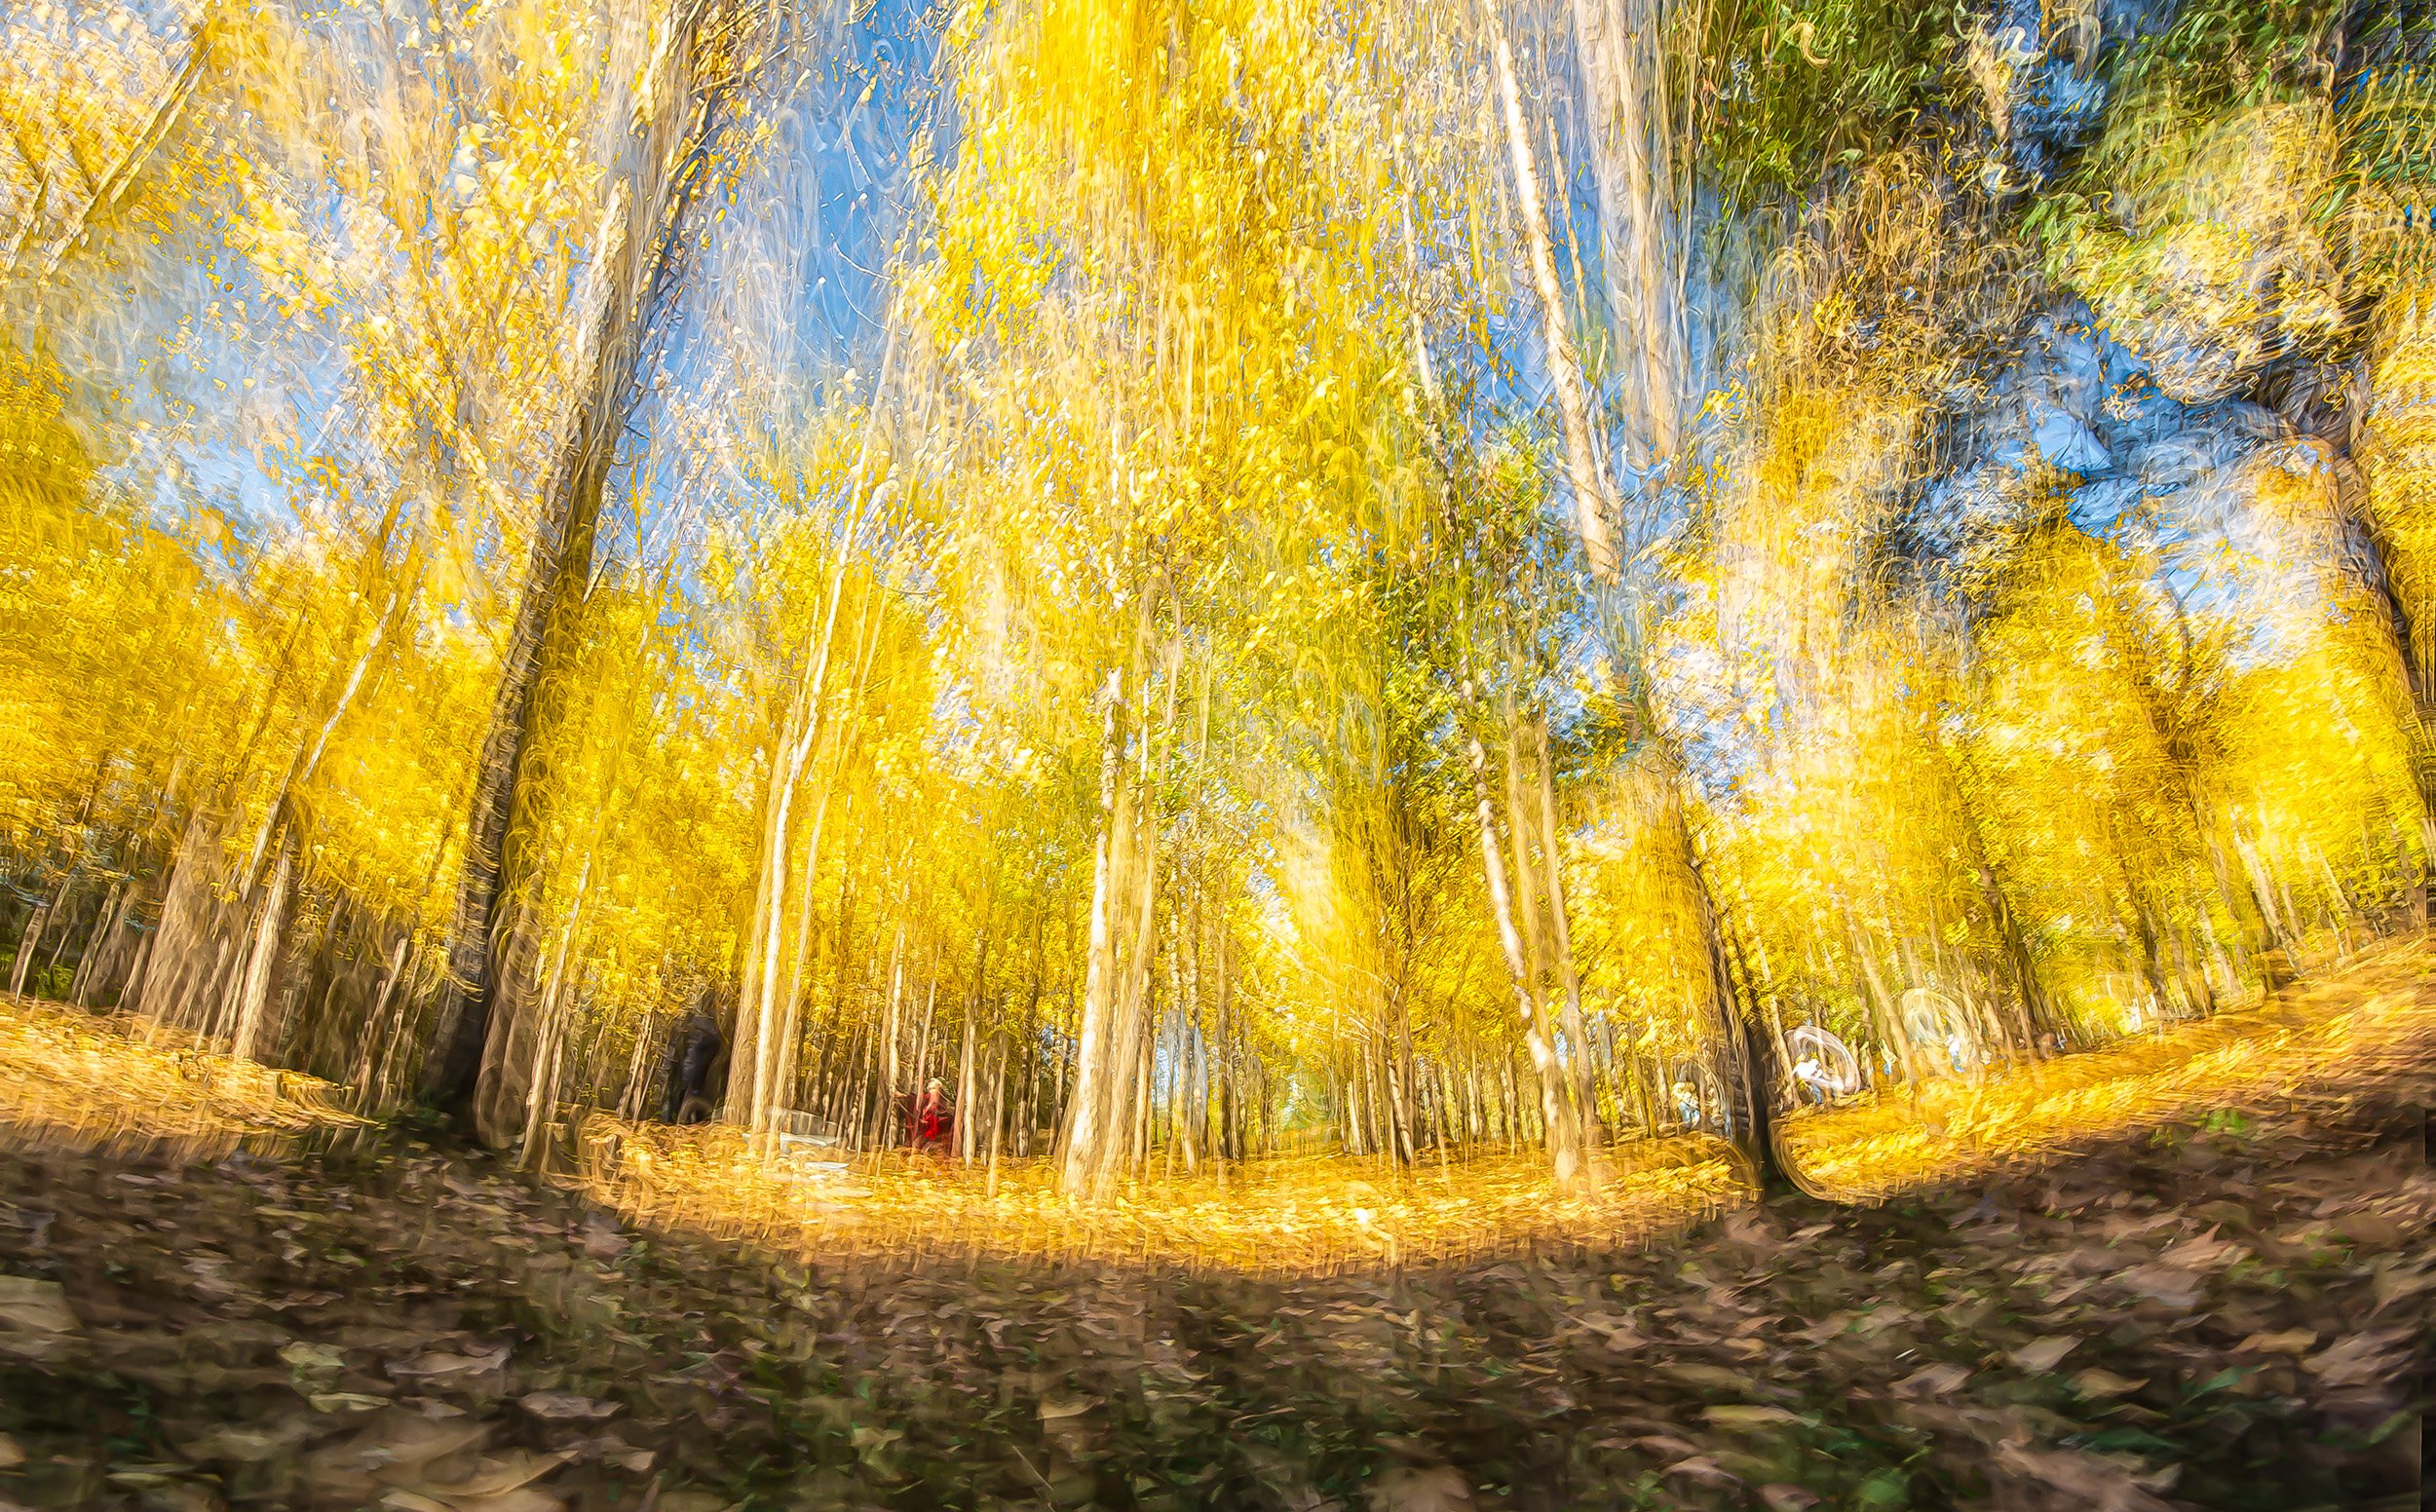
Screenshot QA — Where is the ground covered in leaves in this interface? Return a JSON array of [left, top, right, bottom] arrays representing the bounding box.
[[0, 960, 2429, 1512], [563, 944, 2436, 1272]]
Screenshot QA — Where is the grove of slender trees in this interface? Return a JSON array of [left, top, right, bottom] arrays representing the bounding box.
[[2, 0, 2427, 1195]]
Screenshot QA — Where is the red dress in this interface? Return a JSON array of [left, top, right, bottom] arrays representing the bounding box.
[[913, 1091, 949, 1151]]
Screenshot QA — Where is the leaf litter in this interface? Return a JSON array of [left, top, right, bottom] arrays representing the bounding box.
[[0, 951, 2428, 1510]]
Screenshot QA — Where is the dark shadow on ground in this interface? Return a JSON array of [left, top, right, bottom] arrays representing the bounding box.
[[1, 1034, 2427, 1512]]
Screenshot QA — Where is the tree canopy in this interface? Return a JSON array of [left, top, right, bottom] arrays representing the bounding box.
[[3, 0, 2429, 1194]]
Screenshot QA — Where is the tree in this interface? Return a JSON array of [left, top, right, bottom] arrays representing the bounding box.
[[424, 0, 773, 1145]]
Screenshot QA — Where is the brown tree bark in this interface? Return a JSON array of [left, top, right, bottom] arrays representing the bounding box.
[[426, 0, 750, 1144]]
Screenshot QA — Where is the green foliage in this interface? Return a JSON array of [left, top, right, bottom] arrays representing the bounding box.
[[2105, 0, 2351, 113], [1695, 0, 1971, 201]]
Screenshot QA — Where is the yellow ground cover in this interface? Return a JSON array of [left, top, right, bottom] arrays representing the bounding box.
[[1784, 938, 2434, 1201], [0, 1002, 363, 1160], [3, 937, 2424, 1271], [571, 1121, 1742, 1274]]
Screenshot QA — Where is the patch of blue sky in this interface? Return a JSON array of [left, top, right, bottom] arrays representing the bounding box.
[[604, 0, 947, 600], [1904, 302, 2333, 683], [105, 263, 359, 579]]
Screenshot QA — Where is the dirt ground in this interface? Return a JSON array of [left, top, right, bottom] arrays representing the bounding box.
[[0, 959, 2428, 1512]]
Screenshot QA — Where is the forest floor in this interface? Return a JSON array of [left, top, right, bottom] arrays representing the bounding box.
[[562, 941, 2436, 1272], [0, 949, 2428, 1512]]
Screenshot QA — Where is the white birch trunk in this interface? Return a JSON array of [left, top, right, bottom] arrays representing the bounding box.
[[227, 838, 294, 1064]]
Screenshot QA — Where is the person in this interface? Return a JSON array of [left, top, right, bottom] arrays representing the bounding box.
[[1793, 1053, 1831, 1106], [911, 1077, 951, 1153], [660, 992, 725, 1124]]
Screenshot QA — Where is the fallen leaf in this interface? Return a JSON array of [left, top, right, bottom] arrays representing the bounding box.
[[185, 1420, 319, 1462], [1663, 1455, 1737, 1485], [310, 1393, 391, 1415], [517, 1392, 620, 1422], [1366, 1464, 1472, 1512], [2117, 1265, 2202, 1309], [1757, 1486, 1818, 1512], [1722, 1210, 1778, 1249], [1037, 1392, 1097, 1420], [281, 1342, 348, 1374], [2232, 1328, 2316, 1355], [1795, 1311, 1853, 1345], [2010, 1335, 2081, 1373], [2305, 1330, 2412, 1387], [1892, 1362, 1970, 1397], [445, 1490, 565, 1512], [1702, 1404, 1801, 1429], [0, 1433, 20, 1469], [578, 1215, 627, 1262], [1630, 1434, 1700, 1459], [2333, 1211, 2405, 1248], [2071, 1369, 2148, 1397], [325, 1413, 489, 1475], [1853, 1305, 1921, 1335], [0, 1276, 79, 1333], [2155, 1230, 2244, 1271], [407, 1451, 570, 1500], [1994, 1444, 2173, 1512], [1666, 1362, 1756, 1394], [388, 1344, 511, 1380]]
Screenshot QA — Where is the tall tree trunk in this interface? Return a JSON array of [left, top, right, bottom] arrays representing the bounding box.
[[1568, 0, 1684, 463], [8, 872, 64, 999], [1847, 909, 1914, 1085], [1018, 969, 1042, 1157], [1973, 829, 2053, 1048], [1130, 1019, 1154, 1172], [133, 820, 234, 1034], [1489, 17, 1620, 580], [729, 669, 813, 1132], [351, 934, 411, 1108], [955, 1002, 978, 1162], [70, 879, 136, 1008], [910, 965, 939, 1134], [1465, 713, 1585, 1194], [515, 853, 594, 1164], [984, 1032, 1009, 1197], [226, 835, 294, 1064], [370, 948, 431, 1115], [1061, 667, 1130, 1196], [1490, 16, 1796, 1192], [870, 922, 906, 1148], [2347, 289, 2435, 923], [1530, 718, 1602, 1152], [1674, 797, 1789, 1190], [1722, 895, 1795, 1096], [1176, 896, 1202, 1173], [1110, 652, 1176, 1181], [737, 549, 885, 1132], [424, 0, 740, 1144]]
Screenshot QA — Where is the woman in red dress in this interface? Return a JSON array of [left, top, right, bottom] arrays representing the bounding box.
[[912, 1077, 951, 1153]]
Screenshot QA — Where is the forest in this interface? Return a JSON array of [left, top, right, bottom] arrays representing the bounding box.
[[6, 1, 2436, 1509], [2, 0, 2431, 1201]]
